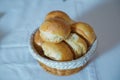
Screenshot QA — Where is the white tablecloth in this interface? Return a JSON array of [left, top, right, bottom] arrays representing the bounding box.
[[0, 0, 120, 80]]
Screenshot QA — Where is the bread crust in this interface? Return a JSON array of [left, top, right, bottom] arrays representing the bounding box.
[[39, 18, 71, 43], [45, 10, 74, 24], [65, 33, 87, 58], [71, 22, 96, 45], [41, 42, 74, 61], [34, 30, 44, 46]]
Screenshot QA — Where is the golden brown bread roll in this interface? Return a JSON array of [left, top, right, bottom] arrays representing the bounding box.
[[33, 30, 44, 53], [65, 33, 87, 58], [34, 30, 44, 46], [45, 10, 74, 24], [41, 42, 74, 61], [39, 18, 71, 43], [71, 22, 96, 45]]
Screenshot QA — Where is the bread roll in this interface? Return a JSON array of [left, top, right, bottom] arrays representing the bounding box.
[[41, 42, 73, 61], [71, 22, 96, 45], [45, 10, 74, 24], [39, 18, 71, 43], [34, 30, 44, 46], [65, 33, 87, 58], [33, 30, 44, 52]]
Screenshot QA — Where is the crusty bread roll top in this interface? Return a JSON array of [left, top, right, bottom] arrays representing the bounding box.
[[45, 10, 74, 24], [41, 42, 74, 61], [39, 18, 71, 43], [71, 22, 96, 46]]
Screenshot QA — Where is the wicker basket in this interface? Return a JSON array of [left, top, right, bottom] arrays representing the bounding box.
[[38, 61, 87, 76], [29, 29, 98, 76]]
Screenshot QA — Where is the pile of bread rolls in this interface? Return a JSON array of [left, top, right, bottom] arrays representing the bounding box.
[[34, 10, 96, 61]]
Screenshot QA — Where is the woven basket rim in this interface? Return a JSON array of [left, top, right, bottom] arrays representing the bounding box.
[[29, 28, 98, 69]]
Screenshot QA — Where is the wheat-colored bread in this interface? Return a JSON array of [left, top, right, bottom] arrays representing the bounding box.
[[34, 30, 44, 46], [39, 18, 71, 43], [33, 30, 44, 53], [71, 22, 96, 45], [41, 42, 74, 61], [45, 10, 74, 24], [65, 33, 87, 59]]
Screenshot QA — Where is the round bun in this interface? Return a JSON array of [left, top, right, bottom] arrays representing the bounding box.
[[71, 22, 96, 45], [41, 42, 74, 61], [65, 33, 87, 58], [33, 30, 44, 52], [39, 18, 71, 43], [34, 30, 44, 46], [45, 10, 74, 24]]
